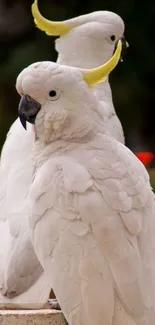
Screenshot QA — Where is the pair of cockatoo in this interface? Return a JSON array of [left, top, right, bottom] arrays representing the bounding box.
[[1, 1, 155, 325], [0, 1, 126, 307]]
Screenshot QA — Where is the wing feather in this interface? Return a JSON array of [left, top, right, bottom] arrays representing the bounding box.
[[0, 119, 45, 297], [30, 149, 155, 323]]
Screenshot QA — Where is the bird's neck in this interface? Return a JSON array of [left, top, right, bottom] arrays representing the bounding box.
[[93, 80, 113, 103], [32, 136, 89, 176], [56, 45, 115, 114], [32, 117, 109, 176]]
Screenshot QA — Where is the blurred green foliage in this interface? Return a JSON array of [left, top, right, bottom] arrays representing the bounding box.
[[0, 0, 155, 155]]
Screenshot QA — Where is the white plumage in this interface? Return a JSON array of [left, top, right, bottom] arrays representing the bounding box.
[[0, 121, 51, 307], [0, 8, 125, 305], [16, 58, 155, 324]]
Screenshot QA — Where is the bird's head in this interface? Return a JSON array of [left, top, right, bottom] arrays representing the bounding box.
[[16, 41, 122, 143], [32, 0, 128, 68]]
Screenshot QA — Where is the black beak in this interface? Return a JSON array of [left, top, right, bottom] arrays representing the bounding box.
[[18, 95, 41, 130], [113, 36, 129, 62]]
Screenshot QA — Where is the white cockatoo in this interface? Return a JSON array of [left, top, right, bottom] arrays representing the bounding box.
[[0, 2, 127, 306], [16, 41, 155, 325]]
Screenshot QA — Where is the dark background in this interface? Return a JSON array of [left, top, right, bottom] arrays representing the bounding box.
[[0, 1, 155, 158]]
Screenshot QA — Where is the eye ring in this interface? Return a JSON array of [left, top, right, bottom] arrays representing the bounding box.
[[110, 35, 116, 41], [47, 89, 60, 101]]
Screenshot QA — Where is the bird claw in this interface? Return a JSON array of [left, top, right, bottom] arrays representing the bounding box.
[[48, 298, 61, 310]]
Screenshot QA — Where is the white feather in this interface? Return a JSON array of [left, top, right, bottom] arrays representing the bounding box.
[[15, 61, 155, 324], [30, 148, 155, 325], [0, 12, 125, 305]]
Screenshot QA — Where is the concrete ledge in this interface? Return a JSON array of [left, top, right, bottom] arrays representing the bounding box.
[[0, 309, 66, 325]]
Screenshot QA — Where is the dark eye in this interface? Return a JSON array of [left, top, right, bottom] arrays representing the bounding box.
[[47, 89, 60, 101], [49, 90, 57, 97], [110, 35, 116, 41]]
